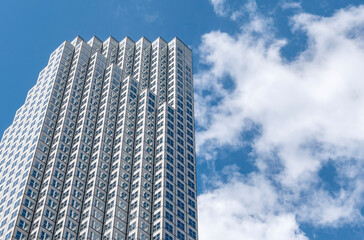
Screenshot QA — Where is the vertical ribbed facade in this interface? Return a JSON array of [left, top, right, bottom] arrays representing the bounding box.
[[0, 36, 198, 240]]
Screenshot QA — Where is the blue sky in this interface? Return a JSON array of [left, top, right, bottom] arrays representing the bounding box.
[[2, 0, 364, 239]]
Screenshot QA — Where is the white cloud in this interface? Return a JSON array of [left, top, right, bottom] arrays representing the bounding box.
[[198, 168, 308, 240], [210, 0, 228, 16], [280, 1, 302, 10], [211, 0, 263, 22], [197, 4, 364, 239], [210, 0, 259, 21]]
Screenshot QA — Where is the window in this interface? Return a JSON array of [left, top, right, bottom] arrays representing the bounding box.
[[188, 198, 196, 208], [188, 189, 195, 199], [189, 229, 197, 239], [165, 222, 173, 233], [166, 211, 173, 222], [177, 209, 185, 220], [15, 231, 23, 240], [177, 231, 185, 240], [166, 163, 174, 172], [189, 218, 196, 229], [166, 172, 173, 182], [188, 208, 196, 218], [166, 201, 173, 212], [177, 220, 185, 230], [177, 181, 184, 190], [177, 200, 185, 210], [153, 222, 160, 232], [177, 190, 184, 200], [166, 190, 173, 201]]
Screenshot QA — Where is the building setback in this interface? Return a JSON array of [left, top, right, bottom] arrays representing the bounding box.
[[0, 36, 198, 240]]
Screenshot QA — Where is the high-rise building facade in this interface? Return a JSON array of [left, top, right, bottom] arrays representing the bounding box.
[[0, 36, 198, 240]]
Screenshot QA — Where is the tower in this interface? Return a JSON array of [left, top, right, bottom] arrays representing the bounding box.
[[0, 36, 198, 240]]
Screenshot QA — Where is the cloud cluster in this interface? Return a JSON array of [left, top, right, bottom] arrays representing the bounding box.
[[197, 3, 364, 240], [210, 0, 228, 17], [198, 168, 308, 240]]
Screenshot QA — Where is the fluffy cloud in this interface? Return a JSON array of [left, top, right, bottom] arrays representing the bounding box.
[[210, 0, 228, 16], [198, 168, 308, 240], [197, 4, 364, 240], [280, 1, 302, 10]]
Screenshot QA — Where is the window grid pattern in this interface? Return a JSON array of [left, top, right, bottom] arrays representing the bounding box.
[[0, 36, 198, 240]]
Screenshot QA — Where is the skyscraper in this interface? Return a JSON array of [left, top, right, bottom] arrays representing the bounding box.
[[0, 36, 198, 240]]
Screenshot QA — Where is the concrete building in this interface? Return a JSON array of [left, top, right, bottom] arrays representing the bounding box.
[[0, 36, 198, 240]]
